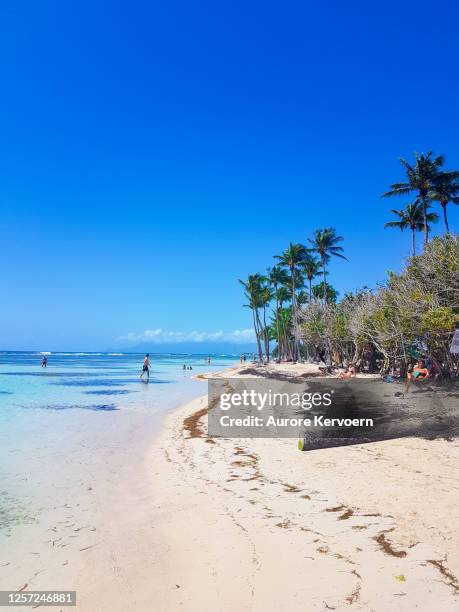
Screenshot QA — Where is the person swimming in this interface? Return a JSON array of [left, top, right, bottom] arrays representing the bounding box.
[[140, 354, 150, 380]]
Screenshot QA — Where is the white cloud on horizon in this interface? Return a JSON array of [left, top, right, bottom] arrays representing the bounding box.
[[117, 328, 255, 344]]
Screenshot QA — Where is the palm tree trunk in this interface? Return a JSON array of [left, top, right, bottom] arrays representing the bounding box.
[[274, 290, 281, 362], [279, 302, 291, 361], [308, 278, 312, 302], [442, 203, 450, 234], [279, 301, 286, 360], [262, 304, 269, 362], [291, 269, 297, 361], [411, 227, 415, 257], [422, 194, 429, 246], [322, 257, 327, 305], [252, 308, 263, 362], [255, 309, 264, 362]]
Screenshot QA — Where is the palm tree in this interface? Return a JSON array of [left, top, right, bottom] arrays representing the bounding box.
[[384, 200, 439, 256], [383, 151, 444, 246], [274, 243, 306, 361], [258, 281, 273, 362], [312, 282, 338, 303], [307, 228, 347, 304], [430, 171, 459, 234], [296, 290, 309, 307], [238, 274, 264, 362], [267, 266, 290, 361], [302, 254, 322, 301], [276, 286, 292, 361]]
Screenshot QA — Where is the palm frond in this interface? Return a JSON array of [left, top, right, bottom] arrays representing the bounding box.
[[382, 185, 412, 198], [384, 221, 405, 230]]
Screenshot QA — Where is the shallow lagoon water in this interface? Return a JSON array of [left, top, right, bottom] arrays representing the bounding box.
[[0, 351, 238, 536]]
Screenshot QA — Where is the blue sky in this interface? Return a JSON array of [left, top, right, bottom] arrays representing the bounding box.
[[1, 0, 458, 351]]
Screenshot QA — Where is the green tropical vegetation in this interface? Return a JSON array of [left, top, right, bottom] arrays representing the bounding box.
[[239, 151, 459, 375]]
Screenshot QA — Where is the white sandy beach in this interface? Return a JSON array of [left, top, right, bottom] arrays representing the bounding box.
[[141, 366, 458, 611], [2, 363, 457, 611]]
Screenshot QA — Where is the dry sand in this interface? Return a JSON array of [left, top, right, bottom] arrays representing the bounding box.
[[194, 360, 380, 381], [145, 366, 458, 611]]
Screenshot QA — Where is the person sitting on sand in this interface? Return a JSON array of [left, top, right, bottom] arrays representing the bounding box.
[[405, 359, 429, 391], [338, 363, 356, 379]]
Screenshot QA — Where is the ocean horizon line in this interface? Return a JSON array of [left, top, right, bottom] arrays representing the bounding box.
[[0, 350, 247, 357]]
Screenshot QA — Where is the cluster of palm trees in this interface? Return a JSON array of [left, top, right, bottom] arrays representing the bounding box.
[[384, 151, 459, 255], [239, 228, 347, 362]]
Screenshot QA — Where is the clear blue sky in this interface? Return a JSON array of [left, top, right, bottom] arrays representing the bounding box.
[[1, 0, 458, 351]]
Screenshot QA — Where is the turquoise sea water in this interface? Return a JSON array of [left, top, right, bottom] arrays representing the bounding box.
[[0, 351, 237, 418], [0, 351, 238, 535]]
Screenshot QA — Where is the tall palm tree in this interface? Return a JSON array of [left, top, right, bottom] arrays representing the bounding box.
[[430, 171, 459, 234], [274, 243, 306, 361], [238, 274, 264, 361], [258, 281, 273, 362], [382, 151, 444, 246], [276, 286, 292, 361], [302, 254, 322, 301], [267, 266, 290, 361], [307, 228, 347, 304], [384, 200, 439, 256]]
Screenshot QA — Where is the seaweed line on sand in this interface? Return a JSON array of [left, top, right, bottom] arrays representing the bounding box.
[[373, 530, 407, 558], [426, 558, 459, 593]]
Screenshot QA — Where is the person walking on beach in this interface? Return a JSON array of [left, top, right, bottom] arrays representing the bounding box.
[[140, 354, 150, 381]]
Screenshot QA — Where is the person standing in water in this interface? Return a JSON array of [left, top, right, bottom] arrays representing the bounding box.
[[140, 353, 150, 381], [41, 354, 48, 367]]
